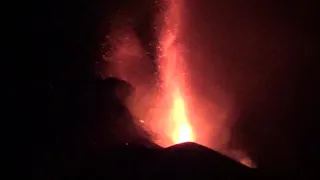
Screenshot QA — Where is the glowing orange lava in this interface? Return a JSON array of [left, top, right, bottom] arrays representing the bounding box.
[[103, 0, 255, 168], [157, 0, 195, 145], [170, 89, 195, 144]]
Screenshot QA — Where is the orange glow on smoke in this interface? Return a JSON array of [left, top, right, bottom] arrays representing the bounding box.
[[156, 0, 195, 146], [102, 0, 255, 167]]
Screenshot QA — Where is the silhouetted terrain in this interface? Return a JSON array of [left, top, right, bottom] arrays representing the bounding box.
[[58, 142, 257, 179]]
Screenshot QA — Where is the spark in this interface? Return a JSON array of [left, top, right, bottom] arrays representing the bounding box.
[[157, 0, 195, 146]]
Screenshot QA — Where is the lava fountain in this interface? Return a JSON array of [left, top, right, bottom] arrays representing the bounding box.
[[100, 0, 255, 167], [155, 0, 195, 146]]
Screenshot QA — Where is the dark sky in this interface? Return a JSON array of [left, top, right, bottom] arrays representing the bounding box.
[[182, 0, 318, 170], [10, 0, 319, 176]]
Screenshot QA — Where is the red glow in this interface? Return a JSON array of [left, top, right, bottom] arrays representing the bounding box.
[[154, 0, 195, 146], [101, 0, 255, 167]]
